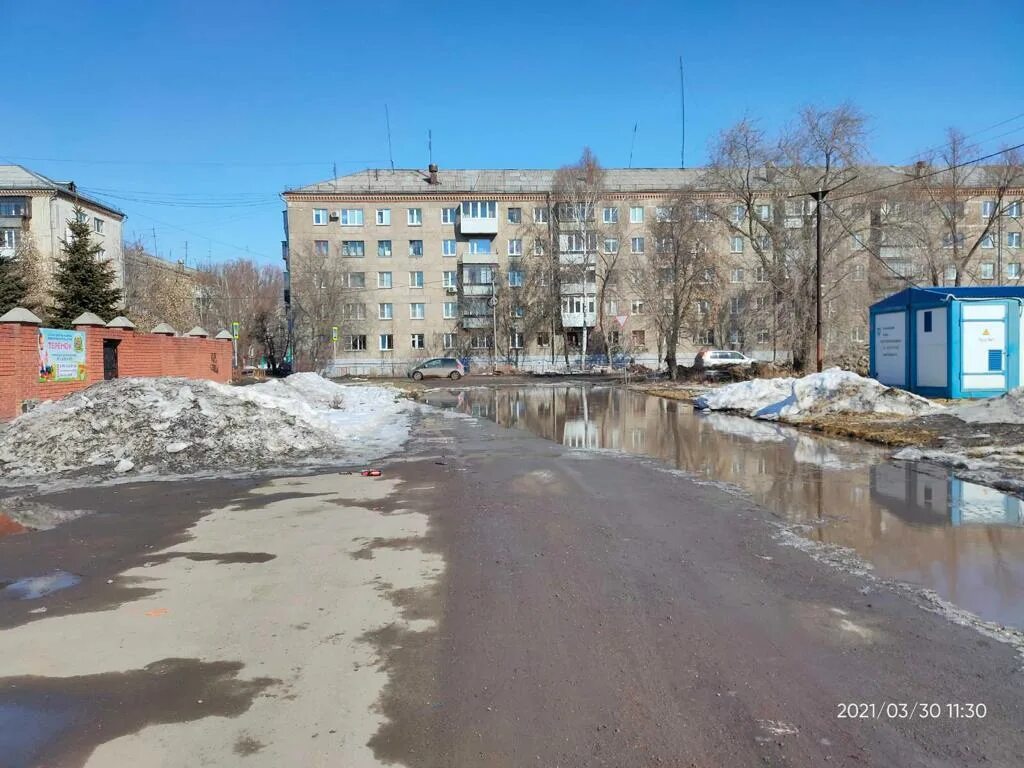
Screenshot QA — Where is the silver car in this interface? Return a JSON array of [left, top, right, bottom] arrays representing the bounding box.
[[408, 357, 465, 380]]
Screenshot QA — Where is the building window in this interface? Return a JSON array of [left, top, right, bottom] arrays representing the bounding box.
[[464, 265, 493, 285], [509, 331, 524, 349], [729, 297, 742, 315], [345, 334, 367, 351], [944, 265, 957, 282], [629, 206, 644, 224], [695, 299, 709, 317], [565, 330, 582, 348], [313, 209, 328, 225], [982, 200, 997, 219], [507, 239, 523, 256], [1008, 232, 1021, 249], [851, 233, 866, 250], [980, 262, 995, 279], [942, 233, 966, 249], [697, 329, 714, 345], [511, 305, 526, 318], [443, 301, 458, 319], [981, 234, 995, 249], [507, 207, 522, 224], [378, 303, 393, 320], [411, 333, 426, 349], [442, 207, 457, 224], [729, 330, 743, 348], [343, 303, 367, 320], [443, 239, 457, 257], [757, 329, 770, 344], [630, 236, 645, 254], [853, 264, 866, 280], [852, 326, 867, 343], [603, 207, 619, 224], [537, 332, 550, 348], [1008, 201, 1022, 218], [409, 270, 424, 288], [341, 240, 365, 257], [534, 207, 549, 223], [378, 271, 392, 288], [631, 299, 644, 315], [376, 208, 391, 226], [655, 206, 673, 222], [0, 199, 26, 217], [730, 267, 745, 283], [469, 238, 491, 254], [408, 240, 424, 257], [471, 334, 493, 349], [340, 209, 364, 226], [602, 237, 619, 255], [923, 310, 933, 333], [379, 334, 394, 351], [755, 266, 769, 283], [1007, 262, 1021, 279], [655, 236, 672, 254], [730, 236, 744, 253], [533, 239, 546, 255], [731, 204, 745, 223], [442, 333, 457, 349], [96, 247, 106, 262], [461, 201, 496, 218], [0, 228, 18, 249], [407, 208, 422, 226], [631, 329, 646, 348], [755, 296, 769, 311], [437, 270, 455, 289], [314, 240, 329, 256], [377, 240, 392, 257], [757, 204, 771, 221], [93, 217, 104, 233], [508, 269, 524, 287]]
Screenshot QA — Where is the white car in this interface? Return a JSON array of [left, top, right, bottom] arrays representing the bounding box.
[[698, 349, 755, 367]]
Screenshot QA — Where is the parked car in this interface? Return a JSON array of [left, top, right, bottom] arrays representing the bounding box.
[[408, 357, 465, 380], [698, 349, 755, 367]]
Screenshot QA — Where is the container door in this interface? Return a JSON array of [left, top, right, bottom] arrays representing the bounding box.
[[961, 303, 1006, 393], [102, 339, 120, 380]]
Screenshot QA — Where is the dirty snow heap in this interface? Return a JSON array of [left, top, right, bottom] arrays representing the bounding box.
[[0, 374, 414, 481], [693, 368, 943, 422]]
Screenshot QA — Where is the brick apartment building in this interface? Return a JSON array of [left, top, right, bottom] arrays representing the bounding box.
[[280, 165, 1023, 374]]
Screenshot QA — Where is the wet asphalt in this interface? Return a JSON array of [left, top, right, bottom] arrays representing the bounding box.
[[1, 398, 1023, 766]]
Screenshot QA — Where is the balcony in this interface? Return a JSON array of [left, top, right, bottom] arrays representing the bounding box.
[[560, 282, 598, 296], [558, 252, 596, 266], [461, 315, 493, 329], [561, 311, 597, 328], [458, 201, 499, 235], [461, 250, 498, 265], [462, 282, 495, 297]]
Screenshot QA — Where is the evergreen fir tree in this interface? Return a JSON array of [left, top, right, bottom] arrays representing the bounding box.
[[49, 207, 122, 328], [0, 250, 27, 315]]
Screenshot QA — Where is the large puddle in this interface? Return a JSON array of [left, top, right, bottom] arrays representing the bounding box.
[[425, 385, 1024, 630]]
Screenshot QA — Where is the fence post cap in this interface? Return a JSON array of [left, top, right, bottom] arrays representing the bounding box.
[[215, 330, 234, 340], [71, 311, 106, 327], [106, 316, 137, 330], [185, 326, 209, 338], [0, 307, 42, 325], [151, 322, 177, 336]]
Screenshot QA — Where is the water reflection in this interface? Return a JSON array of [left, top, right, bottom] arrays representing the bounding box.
[[432, 385, 1024, 629]]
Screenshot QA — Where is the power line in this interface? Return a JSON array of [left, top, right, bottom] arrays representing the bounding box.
[[2, 155, 380, 168], [908, 112, 1024, 162]]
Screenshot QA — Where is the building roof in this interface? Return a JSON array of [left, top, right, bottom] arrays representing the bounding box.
[[284, 165, 926, 197], [0, 165, 125, 218], [872, 286, 1024, 311]]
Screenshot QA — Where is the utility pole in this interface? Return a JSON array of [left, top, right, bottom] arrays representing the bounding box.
[[809, 188, 827, 373], [997, 202, 1004, 283]]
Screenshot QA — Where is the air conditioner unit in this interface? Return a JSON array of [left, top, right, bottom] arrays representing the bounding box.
[[328, 211, 340, 221], [445, 287, 458, 295]]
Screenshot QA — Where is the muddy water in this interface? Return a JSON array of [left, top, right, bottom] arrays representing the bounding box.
[[427, 385, 1024, 630]]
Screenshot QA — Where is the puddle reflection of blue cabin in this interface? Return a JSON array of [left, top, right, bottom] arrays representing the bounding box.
[[869, 287, 1024, 398], [872, 463, 1024, 526]]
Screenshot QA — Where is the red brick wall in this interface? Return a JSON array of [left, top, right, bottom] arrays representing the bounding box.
[[0, 323, 233, 421]]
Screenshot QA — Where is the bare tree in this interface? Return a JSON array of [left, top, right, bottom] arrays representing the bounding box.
[[285, 245, 354, 371], [630, 190, 718, 379], [197, 258, 285, 370], [12, 231, 48, 318], [122, 239, 202, 331]]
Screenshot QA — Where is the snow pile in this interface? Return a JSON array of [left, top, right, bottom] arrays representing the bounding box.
[[950, 387, 1024, 425], [694, 368, 943, 422], [0, 374, 413, 481]]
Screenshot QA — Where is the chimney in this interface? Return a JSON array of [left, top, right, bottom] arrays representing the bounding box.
[[428, 163, 439, 185], [914, 160, 927, 178]]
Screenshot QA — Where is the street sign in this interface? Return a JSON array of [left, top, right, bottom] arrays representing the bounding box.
[[488, 296, 498, 307], [615, 314, 628, 328], [231, 321, 240, 339], [331, 326, 339, 342]]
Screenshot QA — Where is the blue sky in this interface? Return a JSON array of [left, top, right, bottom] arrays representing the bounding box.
[[9, 0, 1023, 265]]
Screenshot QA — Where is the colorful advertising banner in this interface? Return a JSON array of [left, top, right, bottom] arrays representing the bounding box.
[[38, 328, 87, 383]]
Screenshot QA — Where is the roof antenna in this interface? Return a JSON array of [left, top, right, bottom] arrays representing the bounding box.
[[332, 160, 337, 190], [428, 129, 432, 165], [679, 55, 686, 169], [628, 122, 638, 168], [385, 105, 396, 172]]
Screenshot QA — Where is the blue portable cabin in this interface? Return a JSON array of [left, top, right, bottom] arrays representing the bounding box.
[[868, 286, 1024, 399]]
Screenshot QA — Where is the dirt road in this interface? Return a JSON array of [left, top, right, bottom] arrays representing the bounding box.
[[1, 407, 1022, 766]]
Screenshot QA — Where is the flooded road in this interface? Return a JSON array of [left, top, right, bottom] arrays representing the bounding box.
[[425, 384, 1024, 630]]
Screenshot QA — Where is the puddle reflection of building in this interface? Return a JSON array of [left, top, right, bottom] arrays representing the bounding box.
[[871, 463, 1024, 527]]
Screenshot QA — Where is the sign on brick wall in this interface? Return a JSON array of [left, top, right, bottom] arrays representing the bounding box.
[[38, 328, 87, 383]]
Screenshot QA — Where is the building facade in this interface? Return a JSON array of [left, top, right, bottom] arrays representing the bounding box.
[[0, 165, 126, 298], [280, 165, 1023, 374]]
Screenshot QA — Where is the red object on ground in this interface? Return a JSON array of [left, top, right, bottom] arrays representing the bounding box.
[[360, 469, 383, 477]]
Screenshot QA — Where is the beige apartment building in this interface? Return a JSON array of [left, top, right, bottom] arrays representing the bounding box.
[[0, 165, 126, 297], [281, 165, 1022, 374]]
